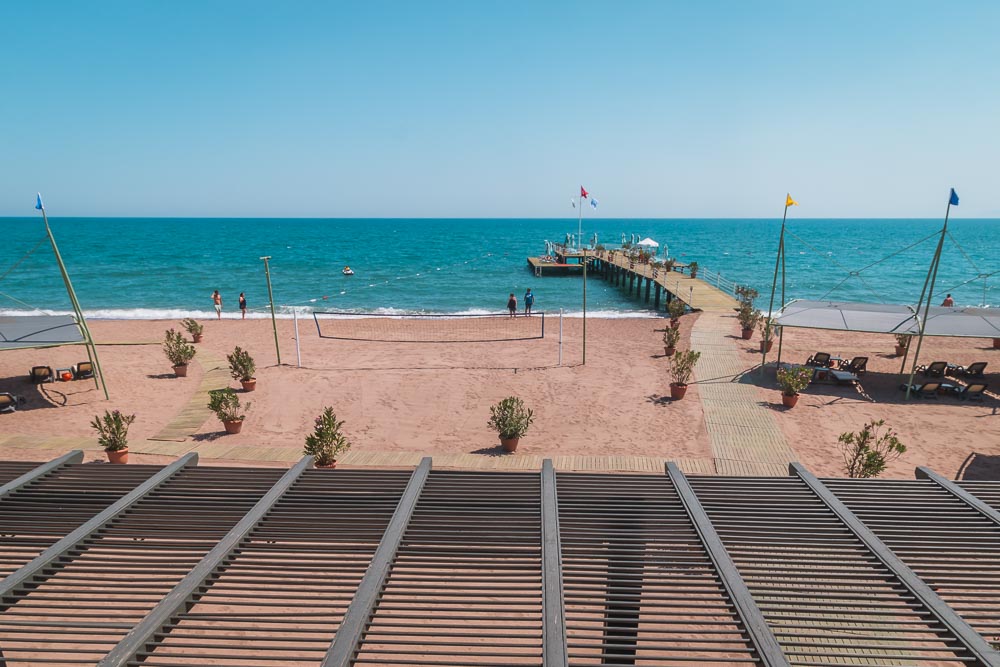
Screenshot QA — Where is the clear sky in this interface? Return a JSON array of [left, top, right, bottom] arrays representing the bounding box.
[[2, 1, 998, 218]]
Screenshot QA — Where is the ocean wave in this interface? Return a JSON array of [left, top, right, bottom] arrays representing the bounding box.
[[0, 307, 664, 320]]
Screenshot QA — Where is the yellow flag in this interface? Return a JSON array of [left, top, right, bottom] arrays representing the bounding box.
[[786, 194, 798, 207]]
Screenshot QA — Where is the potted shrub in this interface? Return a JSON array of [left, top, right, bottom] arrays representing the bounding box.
[[664, 258, 675, 273], [227, 346, 257, 391], [208, 388, 250, 434], [91, 409, 136, 464], [668, 299, 685, 328], [181, 318, 204, 343], [759, 318, 776, 352], [304, 406, 352, 468], [894, 333, 911, 357], [662, 326, 680, 356], [838, 419, 906, 478], [163, 328, 196, 377], [669, 349, 701, 400], [777, 365, 812, 408], [737, 302, 762, 340], [488, 396, 534, 453], [689, 261, 699, 279]]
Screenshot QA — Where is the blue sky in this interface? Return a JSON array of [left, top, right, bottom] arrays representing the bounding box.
[[2, 1, 998, 217]]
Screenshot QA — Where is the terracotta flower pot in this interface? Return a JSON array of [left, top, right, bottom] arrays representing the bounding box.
[[741, 328, 754, 340], [173, 364, 188, 378], [669, 383, 688, 400], [314, 460, 338, 469], [895, 345, 907, 356], [664, 346, 676, 357], [192, 334, 204, 343], [500, 436, 520, 453], [106, 448, 129, 464], [671, 319, 681, 329], [781, 393, 799, 408], [240, 378, 257, 392], [760, 340, 773, 353], [223, 419, 244, 434], [994, 338, 1000, 349]]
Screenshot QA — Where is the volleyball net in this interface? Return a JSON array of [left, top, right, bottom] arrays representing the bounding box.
[[312, 311, 546, 343]]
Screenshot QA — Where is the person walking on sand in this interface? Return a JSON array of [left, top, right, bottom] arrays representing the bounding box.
[[507, 293, 517, 318], [239, 292, 247, 320], [941, 294, 954, 307], [212, 290, 223, 320], [524, 288, 534, 316]]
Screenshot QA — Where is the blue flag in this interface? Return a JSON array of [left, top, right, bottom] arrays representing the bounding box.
[[590, 198, 599, 209], [949, 188, 959, 206], [35, 193, 44, 211]]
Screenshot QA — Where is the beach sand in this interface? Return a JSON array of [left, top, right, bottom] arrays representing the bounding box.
[[1, 314, 997, 479]]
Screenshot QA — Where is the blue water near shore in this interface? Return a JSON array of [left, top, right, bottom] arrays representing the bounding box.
[[2, 217, 998, 318]]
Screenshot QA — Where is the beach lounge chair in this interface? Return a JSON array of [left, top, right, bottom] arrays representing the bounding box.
[[806, 352, 833, 368], [917, 361, 947, 378], [74, 362, 94, 380], [900, 382, 942, 398], [0, 393, 26, 414], [838, 356, 868, 376], [952, 382, 988, 401], [30, 366, 53, 384], [954, 361, 987, 378]]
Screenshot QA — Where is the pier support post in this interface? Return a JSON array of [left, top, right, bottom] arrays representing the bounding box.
[[644, 277, 651, 303], [629, 273, 635, 295], [654, 284, 661, 310]]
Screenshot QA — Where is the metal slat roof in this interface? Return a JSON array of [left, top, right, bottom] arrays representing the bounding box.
[[1, 453, 1000, 666]]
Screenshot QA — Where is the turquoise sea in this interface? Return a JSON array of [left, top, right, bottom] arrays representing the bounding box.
[[2, 218, 998, 318]]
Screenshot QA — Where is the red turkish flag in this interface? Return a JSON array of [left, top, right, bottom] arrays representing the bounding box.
[[580, 186, 588, 199]]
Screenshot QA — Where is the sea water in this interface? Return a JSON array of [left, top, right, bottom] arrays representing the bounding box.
[[2, 217, 997, 318]]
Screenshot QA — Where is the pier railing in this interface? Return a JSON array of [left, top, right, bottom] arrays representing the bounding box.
[[697, 267, 739, 298]]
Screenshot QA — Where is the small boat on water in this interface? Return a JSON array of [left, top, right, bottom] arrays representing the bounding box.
[[342, 266, 355, 276]]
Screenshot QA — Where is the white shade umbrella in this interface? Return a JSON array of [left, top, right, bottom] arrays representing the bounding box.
[[637, 237, 659, 248]]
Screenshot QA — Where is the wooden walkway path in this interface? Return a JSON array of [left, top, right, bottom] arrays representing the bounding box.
[[592, 250, 738, 312], [691, 311, 797, 476], [148, 353, 231, 442]]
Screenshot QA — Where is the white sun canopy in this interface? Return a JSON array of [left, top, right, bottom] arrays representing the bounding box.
[[637, 237, 659, 248], [0, 315, 86, 351], [774, 300, 1000, 338]]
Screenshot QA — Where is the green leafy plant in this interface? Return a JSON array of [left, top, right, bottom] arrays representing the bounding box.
[[208, 388, 249, 422], [760, 317, 776, 340], [227, 346, 256, 382], [304, 406, 352, 466], [163, 328, 196, 367], [776, 365, 812, 396], [737, 302, 763, 331], [669, 349, 701, 386], [90, 409, 135, 452], [668, 299, 686, 321], [689, 261, 699, 278], [180, 318, 204, 336], [664, 258, 675, 272], [735, 285, 759, 306], [487, 396, 535, 440], [662, 326, 680, 349], [839, 419, 906, 478]]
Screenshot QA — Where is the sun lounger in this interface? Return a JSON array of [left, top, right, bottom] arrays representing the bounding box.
[[900, 382, 942, 398], [74, 361, 94, 380], [830, 369, 859, 384], [952, 382, 988, 401], [806, 352, 833, 368], [953, 361, 987, 378], [0, 393, 26, 414], [917, 361, 947, 378], [838, 356, 868, 376], [30, 366, 54, 384]]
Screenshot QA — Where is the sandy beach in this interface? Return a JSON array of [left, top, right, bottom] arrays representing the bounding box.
[[1, 313, 997, 479]]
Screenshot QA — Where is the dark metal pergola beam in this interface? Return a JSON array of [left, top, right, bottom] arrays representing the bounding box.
[[0, 450, 82, 501], [791, 462, 1000, 666], [916, 465, 1000, 528], [0, 452, 198, 603], [322, 456, 432, 667], [541, 459, 568, 667], [97, 455, 313, 667], [666, 463, 789, 667]]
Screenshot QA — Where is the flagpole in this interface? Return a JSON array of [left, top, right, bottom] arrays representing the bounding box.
[[260, 256, 282, 366], [577, 192, 583, 250], [761, 198, 789, 373], [582, 248, 587, 365], [905, 194, 952, 399], [37, 198, 109, 400]]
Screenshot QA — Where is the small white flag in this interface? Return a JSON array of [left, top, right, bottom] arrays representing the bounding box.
[[570, 199, 576, 208]]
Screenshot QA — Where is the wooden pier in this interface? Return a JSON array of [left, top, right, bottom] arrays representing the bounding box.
[[533, 247, 739, 313]]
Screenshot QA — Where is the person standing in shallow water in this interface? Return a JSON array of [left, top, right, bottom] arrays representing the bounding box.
[[212, 290, 223, 320], [507, 293, 517, 318], [239, 292, 247, 320], [941, 294, 954, 307], [524, 288, 534, 316]]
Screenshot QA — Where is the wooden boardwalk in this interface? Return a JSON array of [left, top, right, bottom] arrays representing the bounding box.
[[590, 250, 738, 312], [148, 353, 231, 442]]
